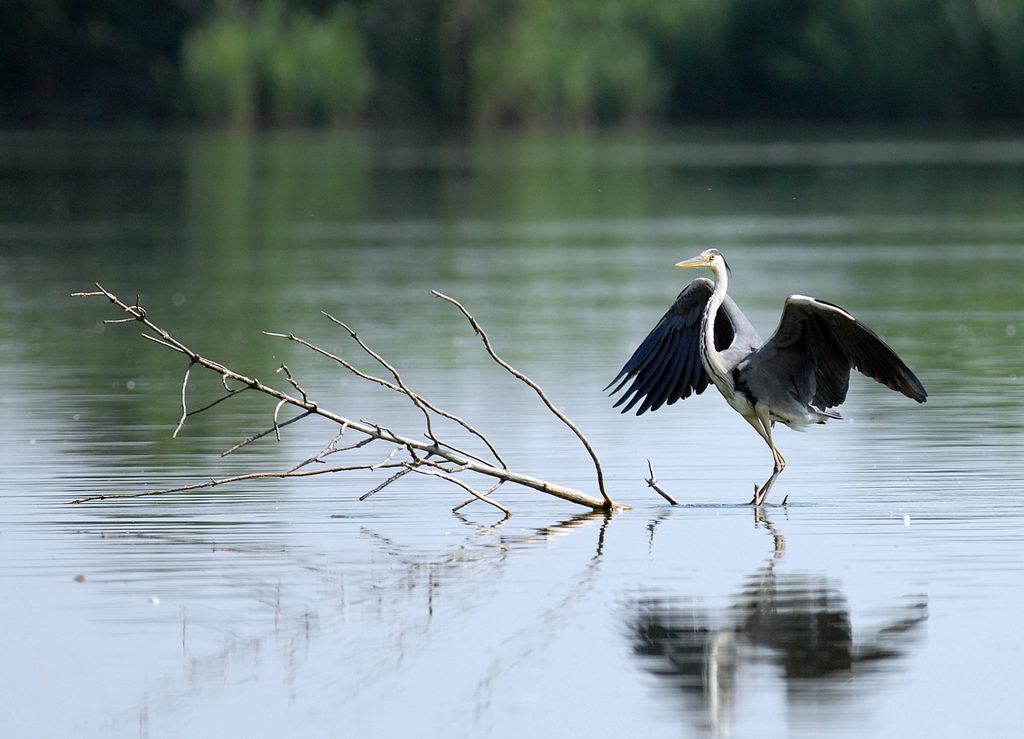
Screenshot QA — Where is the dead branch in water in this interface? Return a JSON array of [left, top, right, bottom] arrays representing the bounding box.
[[644, 460, 680, 506], [70, 285, 623, 514]]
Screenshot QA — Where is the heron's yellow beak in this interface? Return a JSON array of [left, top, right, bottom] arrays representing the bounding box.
[[674, 256, 707, 269]]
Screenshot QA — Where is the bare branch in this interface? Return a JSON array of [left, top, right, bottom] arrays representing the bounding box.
[[360, 467, 413, 500], [433, 290, 615, 507], [287, 425, 378, 474], [403, 464, 511, 516], [141, 333, 184, 353], [264, 328, 507, 469], [428, 438, 495, 468], [67, 462, 408, 504], [452, 480, 506, 512], [221, 410, 313, 457], [272, 399, 288, 441], [322, 312, 438, 444], [172, 361, 195, 439], [645, 459, 680, 505], [373, 447, 400, 469], [277, 364, 309, 405], [264, 330, 392, 388], [187, 386, 249, 417], [71, 286, 612, 511]]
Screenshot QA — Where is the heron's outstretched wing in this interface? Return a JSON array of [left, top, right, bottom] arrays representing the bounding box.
[[607, 278, 760, 415], [739, 295, 927, 410]]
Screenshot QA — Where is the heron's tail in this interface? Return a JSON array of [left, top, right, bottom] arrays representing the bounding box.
[[812, 405, 842, 423]]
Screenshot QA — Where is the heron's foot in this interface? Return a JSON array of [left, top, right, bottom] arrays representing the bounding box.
[[749, 468, 783, 506]]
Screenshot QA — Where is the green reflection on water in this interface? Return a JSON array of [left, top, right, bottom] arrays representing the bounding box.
[[2, 129, 1022, 469]]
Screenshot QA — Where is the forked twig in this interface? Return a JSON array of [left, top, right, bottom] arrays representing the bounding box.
[[645, 460, 680, 505], [452, 480, 506, 512], [432, 290, 614, 507], [403, 464, 511, 515], [222, 411, 313, 457], [263, 329, 507, 469], [277, 364, 310, 405], [322, 312, 438, 444]]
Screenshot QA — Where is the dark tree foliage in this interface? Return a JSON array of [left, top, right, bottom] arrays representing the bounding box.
[[3, 0, 1023, 126], [1, 0, 206, 123]]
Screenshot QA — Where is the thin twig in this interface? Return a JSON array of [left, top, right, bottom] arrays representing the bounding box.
[[172, 361, 195, 439], [360, 467, 413, 500], [644, 459, 680, 505], [221, 410, 313, 457], [287, 426, 378, 474], [186, 386, 250, 417], [272, 399, 288, 441], [433, 290, 614, 507], [403, 464, 511, 515], [322, 312, 438, 444], [452, 480, 506, 512], [429, 438, 495, 468], [141, 333, 182, 352], [265, 327, 507, 469], [372, 447, 400, 469], [277, 364, 310, 405], [67, 462, 408, 504]]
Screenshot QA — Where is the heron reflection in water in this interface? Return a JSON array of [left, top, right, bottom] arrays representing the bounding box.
[[627, 512, 927, 737], [608, 249, 927, 503]]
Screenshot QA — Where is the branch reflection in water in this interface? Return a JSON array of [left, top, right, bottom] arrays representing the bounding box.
[[627, 510, 927, 737], [74, 509, 612, 732]]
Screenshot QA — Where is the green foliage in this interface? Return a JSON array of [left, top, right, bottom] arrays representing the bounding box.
[[4, 0, 1024, 126], [470, 1, 669, 126], [181, 2, 371, 126], [262, 5, 371, 124], [182, 11, 258, 126], [666, 0, 1024, 120]]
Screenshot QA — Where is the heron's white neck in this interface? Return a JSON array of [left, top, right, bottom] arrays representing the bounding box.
[[701, 265, 732, 383]]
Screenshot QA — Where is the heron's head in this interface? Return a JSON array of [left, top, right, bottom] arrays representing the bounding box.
[[675, 248, 730, 275]]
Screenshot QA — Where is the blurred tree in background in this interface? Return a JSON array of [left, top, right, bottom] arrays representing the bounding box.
[[181, 2, 369, 126], [3, 0, 1024, 127]]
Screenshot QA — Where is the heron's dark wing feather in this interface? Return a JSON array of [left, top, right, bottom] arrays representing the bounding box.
[[740, 296, 927, 410], [607, 278, 757, 415]]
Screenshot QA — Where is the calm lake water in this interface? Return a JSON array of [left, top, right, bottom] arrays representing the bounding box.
[[2, 129, 1023, 738]]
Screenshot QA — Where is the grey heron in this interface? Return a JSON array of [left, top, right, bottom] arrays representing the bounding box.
[[607, 249, 927, 504]]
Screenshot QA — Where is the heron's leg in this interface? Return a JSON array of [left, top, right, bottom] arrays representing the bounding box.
[[746, 413, 785, 505], [758, 415, 786, 472]]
